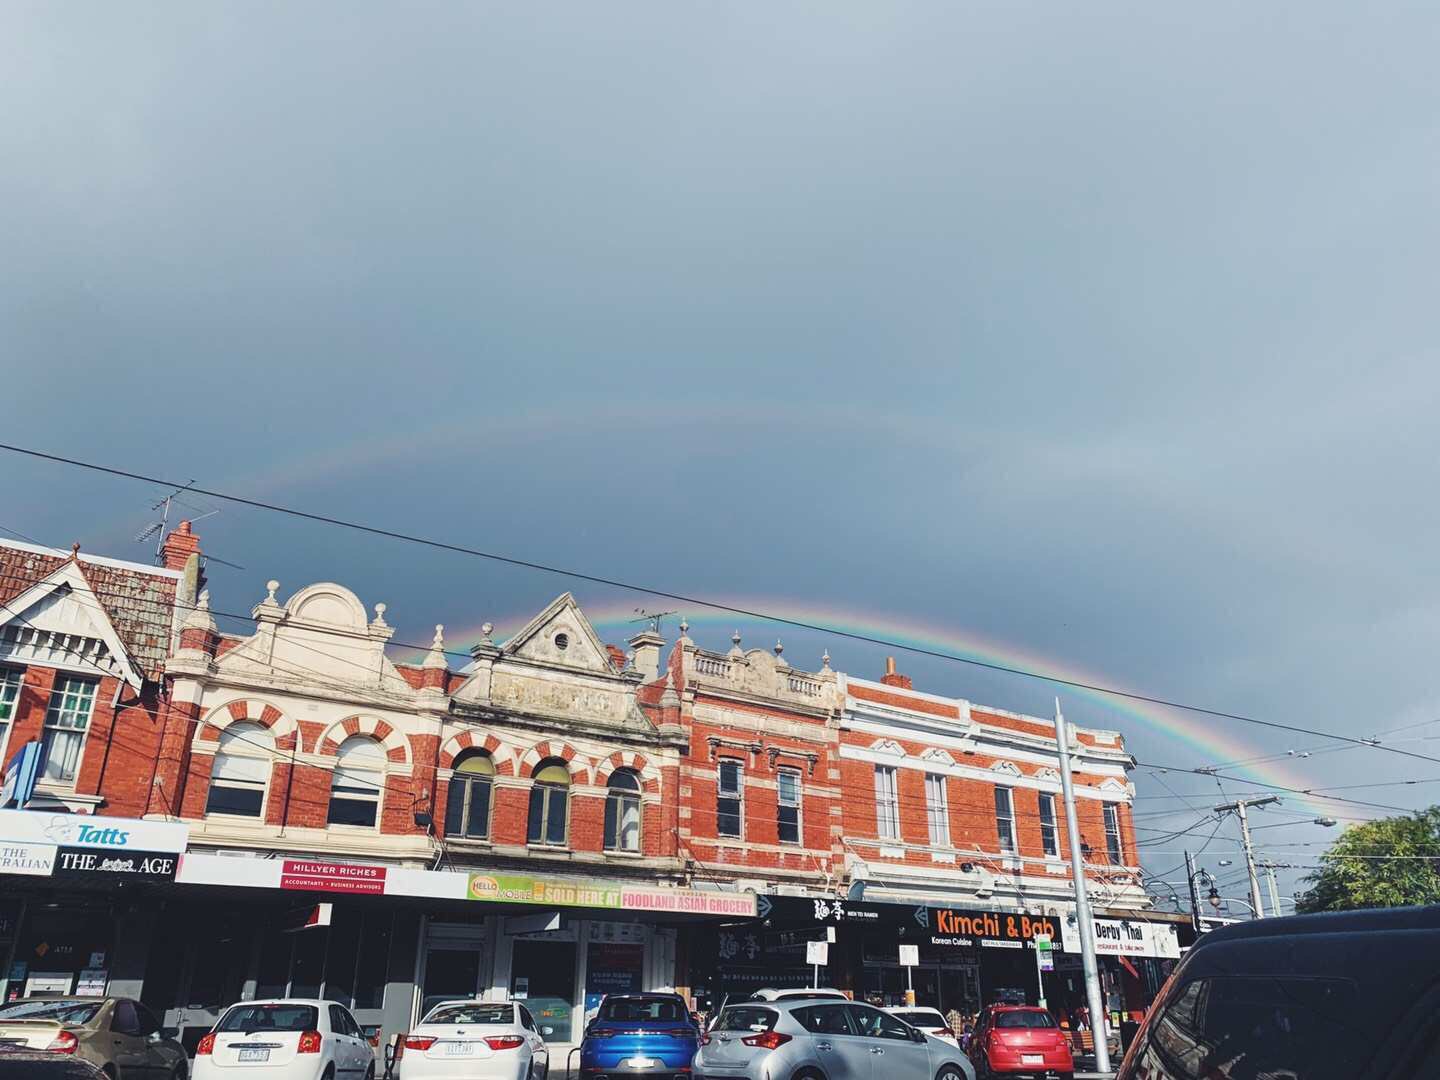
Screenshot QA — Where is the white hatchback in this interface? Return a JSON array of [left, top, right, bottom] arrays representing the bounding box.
[[396, 1000, 549, 1080], [884, 1007, 961, 1048], [193, 999, 375, 1080]]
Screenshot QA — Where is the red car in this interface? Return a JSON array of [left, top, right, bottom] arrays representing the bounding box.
[[971, 1005, 1074, 1080]]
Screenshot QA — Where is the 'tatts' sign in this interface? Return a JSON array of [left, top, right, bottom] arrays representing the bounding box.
[[929, 908, 1066, 951], [0, 810, 189, 854]]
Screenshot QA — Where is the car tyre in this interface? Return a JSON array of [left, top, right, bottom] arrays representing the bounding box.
[[792, 1068, 826, 1080], [172, 1064, 188, 1080], [364, 1064, 375, 1080], [936, 1065, 969, 1080]]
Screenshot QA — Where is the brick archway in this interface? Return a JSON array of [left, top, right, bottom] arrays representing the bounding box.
[[317, 715, 410, 766], [594, 751, 661, 795], [194, 698, 298, 751], [438, 730, 516, 776], [518, 740, 590, 783]]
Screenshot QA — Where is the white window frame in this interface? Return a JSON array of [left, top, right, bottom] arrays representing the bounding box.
[[41, 676, 97, 784], [925, 773, 950, 847], [994, 785, 1016, 854], [717, 759, 744, 839], [874, 765, 900, 840], [0, 666, 22, 764], [604, 769, 643, 853], [1038, 792, 1059, 858], [776, 767, 803, 845], [328, 736, 385, 830], [205, 721, 274, 819], [1104, 802, 1124, 865]]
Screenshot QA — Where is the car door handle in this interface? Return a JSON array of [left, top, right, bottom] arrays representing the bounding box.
[[814, 1042, 832, 1051], [870, 1048, 885, 1055]]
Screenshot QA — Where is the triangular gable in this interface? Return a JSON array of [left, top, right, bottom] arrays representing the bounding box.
[[501, 593, 614, 674], [0, 561, 144, 688]]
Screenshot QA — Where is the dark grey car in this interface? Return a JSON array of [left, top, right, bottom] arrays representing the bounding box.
[[694, 999, 974, 1080]]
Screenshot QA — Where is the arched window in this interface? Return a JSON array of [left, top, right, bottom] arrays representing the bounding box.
[[206, 721, 274, 817], [445, 751, 495, 839], [604, 769, 642, 852], [527, 759, 570, 846], [329, 736, 385, 827]]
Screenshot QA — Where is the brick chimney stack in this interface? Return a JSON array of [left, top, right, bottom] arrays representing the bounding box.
[[880, 656, 912, 690], [161, 520, 202, 570]]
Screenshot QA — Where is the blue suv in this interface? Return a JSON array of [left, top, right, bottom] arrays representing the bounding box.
[[581, 993, 698, 1080]]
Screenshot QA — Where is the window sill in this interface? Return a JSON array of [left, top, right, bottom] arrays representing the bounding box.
[[444, 836, 494, 847], [327, 823, 381, 834], [202, 813, 269, 825], [526, 843, 570, 853], [603, 849, 645, 859]]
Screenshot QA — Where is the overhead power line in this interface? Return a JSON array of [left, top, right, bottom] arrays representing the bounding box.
[[8, 441, 1440, 777]]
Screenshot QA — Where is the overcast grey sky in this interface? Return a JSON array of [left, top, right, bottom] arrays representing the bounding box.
[[5, 2, 1440, 899]]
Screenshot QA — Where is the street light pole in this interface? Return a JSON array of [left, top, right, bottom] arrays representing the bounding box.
[[1262, 863, 1282, 916], [1214, 795, 1278, 918], [1056, 700, 1110, 1074]]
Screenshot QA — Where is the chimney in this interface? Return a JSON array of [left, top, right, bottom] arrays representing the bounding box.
[[627, 629, 665, 681], [161, 520, 202, 570], [880, 656, 912, 690]]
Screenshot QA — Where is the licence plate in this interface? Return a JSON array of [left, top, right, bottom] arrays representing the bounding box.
[[445, 1042, 476, 1056], [1021, 1054, 1043, 1065], [626, 1057, 658, 1068], [238, 1048, 271, 1062]]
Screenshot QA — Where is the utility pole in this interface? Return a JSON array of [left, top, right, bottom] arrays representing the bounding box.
[[1184, 851, 1204, 933], [1261, 862, 1283, 916], [1214, 795, 1278, 918], [1056, 700, 1109, 1074]]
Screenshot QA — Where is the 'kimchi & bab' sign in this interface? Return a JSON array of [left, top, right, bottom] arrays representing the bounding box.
[[928, 908, 1067, 951]]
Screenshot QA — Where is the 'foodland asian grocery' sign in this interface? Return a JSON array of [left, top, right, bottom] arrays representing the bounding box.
[[467, 873, 755, 916]]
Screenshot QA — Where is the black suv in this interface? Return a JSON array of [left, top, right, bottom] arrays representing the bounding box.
[[1116, 905, 1440, 1080]]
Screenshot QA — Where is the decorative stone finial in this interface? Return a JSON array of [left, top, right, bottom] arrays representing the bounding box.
[[70, 542, 81, 560], [197, 589, 211, 610], [623, 650, 637, 673], [774, 639, 784, 657], [679, 618, 689, 635], [432, 624, 445, 649], [371, 602, 389, 627], [821, 648, 832, 671], [265, 580, 280, 604], [732, 630, 742, 647]]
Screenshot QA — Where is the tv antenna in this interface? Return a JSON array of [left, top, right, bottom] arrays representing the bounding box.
[[631, 608, 677, 634], [133, 480, 225, 566]]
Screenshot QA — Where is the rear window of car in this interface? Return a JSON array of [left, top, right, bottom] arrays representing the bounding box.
[[424, 1004, 515, 1026], [773, 990, 845, 1000], [0, 1000, 101, 1024], [217, 1004, 319, 1033], [714, 1007, 777, 1033], [893, 1011, 946, 1027], [599, 997, 686, 1022], [995, 1011, 1057, 1029]]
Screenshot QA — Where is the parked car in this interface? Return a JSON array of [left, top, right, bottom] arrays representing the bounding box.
[[192, 999, 374, 1080], [970, 1005, 1072, 1080], [1115, 905, 1440, 1080], [694, 999, 974, 1080], [580, 993, 696, 1080], [884, 1007, 959, 1049], [746, 989, 849, 1002], [0, 1042, 107, 1079], [396, 1000, 549, 1080], [0, 997, 187, 1080]]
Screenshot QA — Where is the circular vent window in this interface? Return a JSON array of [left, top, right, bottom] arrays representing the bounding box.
[[554, 633, 569, 651]]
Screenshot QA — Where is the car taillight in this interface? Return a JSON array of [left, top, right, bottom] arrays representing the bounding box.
[[740, 1031, 791, 1050], [46, 1031, 78, 1055], [663, 1028, 697, 1038], [404, 1036, 436, 1051], [297, 1031, 323, 1054], [934, 1028, 954, 1038], [486, 1035, 526, 1050], [589, 1028, 617, 1038], [195, 1033, 215, 1056]]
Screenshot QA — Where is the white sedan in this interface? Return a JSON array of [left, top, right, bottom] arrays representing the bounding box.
[[885, 1006, 961, 1049], [193, 999, 375, 1080], [396, 1000, 549, 1080]]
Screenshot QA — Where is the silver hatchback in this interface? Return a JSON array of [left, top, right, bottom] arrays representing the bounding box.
[[695, 999, 975, 1080]]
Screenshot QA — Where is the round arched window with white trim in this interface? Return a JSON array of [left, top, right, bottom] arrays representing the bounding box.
[[328, 736, 385, 827], [206, 721, 274, 818], [604, 768, 642, 852]]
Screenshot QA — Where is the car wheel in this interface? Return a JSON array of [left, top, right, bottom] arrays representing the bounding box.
[[172, 1064, 188, 1080], [364, 1064, 375, 1080], [936, 1065, 969, 1080], [792, 1068, 826, 1080]]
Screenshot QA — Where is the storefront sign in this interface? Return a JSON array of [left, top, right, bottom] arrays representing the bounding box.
[[75, 969, 107, 996], [52, 847, 178, 881], [928, 908, 1067, 951], [25, 973, 72, 996], [0, 842, 56, 876], [280, 860, 387, 895], [759, 895, 929, 929], [467, 873, 756, 916], [0, 810, 188, 854], [1066, 918, 1181, 959]]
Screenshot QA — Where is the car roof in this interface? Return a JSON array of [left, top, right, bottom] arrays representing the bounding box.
[[603, 993, 682, 1000], [887, 1007, 944, 1013], [1193, 903, 1440, 949], [986, 1005, 1047, 1012], [430, 1000, 511, 1008], [226, 999, 328, 1007]]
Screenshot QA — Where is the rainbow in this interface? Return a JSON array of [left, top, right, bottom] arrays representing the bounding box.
[[432, 595, 1334, 815]]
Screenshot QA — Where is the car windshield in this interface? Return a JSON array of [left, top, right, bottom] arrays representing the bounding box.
[[424, 1004, 514, 1026], [894, 1011, 946, 1027], [995, 1011, 1057, 1029], [714, 1007, 776, 1033], [217, 1005, 319, 1033], [0, 1000, 101, 1024], [599, 998, 685, 1022]]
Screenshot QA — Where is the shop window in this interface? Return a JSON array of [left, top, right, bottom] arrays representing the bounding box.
[[925, 773, 949, 846], [604, 769, 642, 852], [327, 736, 384, 827], [0, 666, 22, 756], [994, 785, 1016, 854], [1104, 803, 1124, 864], [41, 676, 97, 782], [205, 721, 273, 817], [874, 765, 900, 840], [717, 759, 743, 838], [777, 767, 802, 844], [323, 906, 363, 1004], [527, 760, 570, 846], [445, 751, 495, 839], [1038, 793, 1059, 857], [511, 939, 576, 1043], [352, 910, 393, 1009]]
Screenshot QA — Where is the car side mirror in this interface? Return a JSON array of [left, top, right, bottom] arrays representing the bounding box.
[[912, 1028, 927, 1044], [541, 1027, 554, 1036]]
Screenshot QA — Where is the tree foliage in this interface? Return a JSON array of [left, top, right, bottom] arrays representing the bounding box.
[[1295, 807, 1440, 913]]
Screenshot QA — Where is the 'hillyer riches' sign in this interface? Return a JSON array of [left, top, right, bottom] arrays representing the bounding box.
[[928, 908, 1067, 951], [467, 873, 755, 917]]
